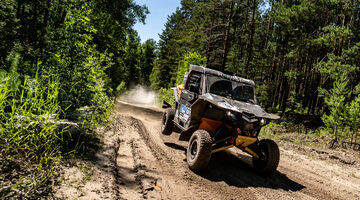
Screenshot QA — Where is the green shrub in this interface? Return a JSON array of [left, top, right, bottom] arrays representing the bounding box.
[[158, 88, 175, 107], [320, 75, 349, 143]]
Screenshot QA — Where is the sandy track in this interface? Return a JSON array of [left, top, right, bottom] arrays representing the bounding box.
[[112, 100, 360, 200], [56, 100, 359, 200]]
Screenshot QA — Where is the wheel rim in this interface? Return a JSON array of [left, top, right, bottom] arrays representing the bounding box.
[[255, 143, 269, 166], [189, 139, 198, 160], [260, 143, 269, 162]]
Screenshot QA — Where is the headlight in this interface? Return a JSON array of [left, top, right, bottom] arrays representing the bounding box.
[[226, 111, 237, 120], [260, 118, 267, 126]]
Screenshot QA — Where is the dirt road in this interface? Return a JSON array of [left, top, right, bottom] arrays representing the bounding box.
[[56, 100, 360, 199]]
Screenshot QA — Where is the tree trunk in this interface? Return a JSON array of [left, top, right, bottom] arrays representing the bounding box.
[[245, 0, 257, 73], [264, 3, 273, 49], [239, 0, 250, 59], [220, 1, 234, 72], [206, 6, 216, 66]]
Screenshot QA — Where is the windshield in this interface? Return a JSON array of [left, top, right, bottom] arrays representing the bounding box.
[[207, 75, 255, 103]]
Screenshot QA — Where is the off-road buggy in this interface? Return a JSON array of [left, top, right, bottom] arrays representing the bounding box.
[[161, 65, 280, 174]]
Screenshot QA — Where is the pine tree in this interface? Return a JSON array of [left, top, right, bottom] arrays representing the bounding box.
[[346, 94, 360, 145], [320, 75, 350, 146]]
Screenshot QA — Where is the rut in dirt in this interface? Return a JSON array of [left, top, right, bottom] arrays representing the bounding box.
[[113, 100, 360, 200]]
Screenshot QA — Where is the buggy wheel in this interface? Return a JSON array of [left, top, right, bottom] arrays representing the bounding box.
[[253, 139, 280, 174], [161, 108, 175, 135], [187, 130, 212, 171]]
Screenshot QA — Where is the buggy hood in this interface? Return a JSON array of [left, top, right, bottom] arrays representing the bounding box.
[[199, 93, 279, 120]]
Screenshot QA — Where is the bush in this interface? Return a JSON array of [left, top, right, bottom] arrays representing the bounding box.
[[158, 88, 175, 107]]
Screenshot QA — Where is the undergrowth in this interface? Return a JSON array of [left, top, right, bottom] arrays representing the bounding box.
[[260, 122, 357, 150], [0, 53, 112, 198]]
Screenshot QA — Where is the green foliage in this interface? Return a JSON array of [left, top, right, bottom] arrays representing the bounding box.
[[256, 83, 270, 107], [286, 91, 307, 114], [320, 75, 350, 141], [345, 94, 360, 143], [106, 32, 157, 92], [90, 0, 149, 91], [43, 2, 113, 125], [0, 0, 149, 198], [139, 39, 157, 85], [0, 54, 61, 165], [116, 81, 127, 95], [316, 53, 356, 80], [122, 31, 142, 86], [158, 88, 176, 107], [149, 62, 163, 90], [154, 0, 360, 120], [176, 51, 206, 85], [154, 51, 206, 107], [0, 0, 18, 65], [150, 0, 360, 148], [151, 3, 209, 90]]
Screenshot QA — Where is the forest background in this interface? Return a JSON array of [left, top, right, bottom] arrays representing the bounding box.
[[1, 0, 360, 198]]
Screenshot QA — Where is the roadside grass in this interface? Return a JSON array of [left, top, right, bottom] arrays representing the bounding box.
[[78, 162, 94, 181], [0, 112, 104, 199], [260, 122, 358, 151], [0, 56, 111, 198]]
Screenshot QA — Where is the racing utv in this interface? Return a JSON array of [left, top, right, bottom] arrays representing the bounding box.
[[161, 65, 280, 174]]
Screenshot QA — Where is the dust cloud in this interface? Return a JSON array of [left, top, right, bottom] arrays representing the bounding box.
[[119, 85, 159, 106]]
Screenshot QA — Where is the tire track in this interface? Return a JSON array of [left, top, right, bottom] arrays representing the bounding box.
[[112, 138, 122, 200], [115, 101, 360, 200], [129, 115, 255, 200]]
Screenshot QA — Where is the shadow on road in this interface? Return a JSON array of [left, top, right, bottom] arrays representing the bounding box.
[[165, 142, 305, 192], [200, 151, 305, 191], [164, 142, 187, 151]]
